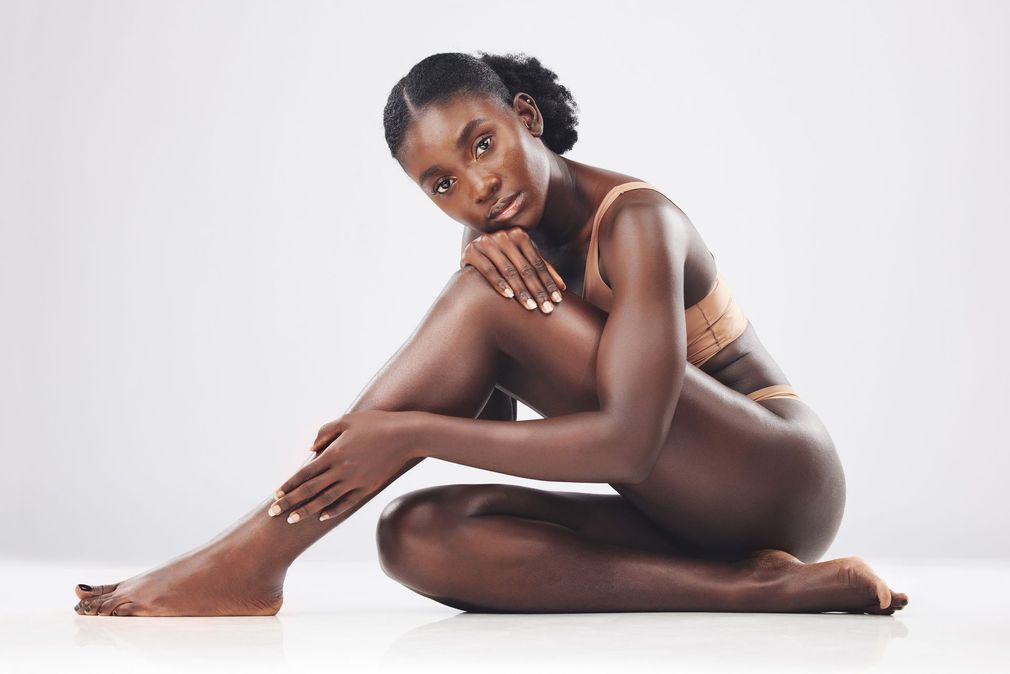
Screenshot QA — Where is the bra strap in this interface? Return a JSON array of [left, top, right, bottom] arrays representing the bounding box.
[[590, 181, 662, 235]]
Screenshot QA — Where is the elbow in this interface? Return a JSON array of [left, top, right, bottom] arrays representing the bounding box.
[[603, 413, 669, 485], [625, 442, 662, 484], [611, 435, 663, 485]]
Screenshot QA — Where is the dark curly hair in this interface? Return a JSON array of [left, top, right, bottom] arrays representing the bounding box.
[[383, 51, 580, 162]]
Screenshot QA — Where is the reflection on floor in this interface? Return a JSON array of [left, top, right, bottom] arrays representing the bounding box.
[[0, 557, 1006, 673]]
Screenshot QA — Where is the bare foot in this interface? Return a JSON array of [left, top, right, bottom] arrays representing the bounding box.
[[741, 549, 909, 615], [73, 538, 285, 617]]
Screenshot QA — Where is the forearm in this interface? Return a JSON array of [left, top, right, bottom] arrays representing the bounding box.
[[407, 410, 639, 484]]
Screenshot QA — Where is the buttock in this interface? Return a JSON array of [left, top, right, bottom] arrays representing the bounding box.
[[739, 383, 828, 444], [614, 368, 843, 560], [749, 391, 833, 451]]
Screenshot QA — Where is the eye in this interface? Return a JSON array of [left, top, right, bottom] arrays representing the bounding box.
[[433, 177, 454, 195], [431, 134, 492, 196], [475, 134, 492, 157]]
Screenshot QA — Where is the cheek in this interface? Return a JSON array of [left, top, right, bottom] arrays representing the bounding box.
[[525, 147, 551, 195], [510, 137, 548, 186]]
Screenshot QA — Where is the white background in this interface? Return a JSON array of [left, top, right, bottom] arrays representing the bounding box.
[[1, 0, 1007, 569]]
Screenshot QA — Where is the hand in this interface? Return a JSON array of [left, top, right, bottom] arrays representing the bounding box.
[[268, 410, 417, 523], [460, 226, 567, 314]]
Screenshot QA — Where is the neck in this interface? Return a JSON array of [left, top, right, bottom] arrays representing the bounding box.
[[529, 155, 594, 254]]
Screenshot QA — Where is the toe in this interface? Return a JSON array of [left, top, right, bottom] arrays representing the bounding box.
[[875, 580, 892, 610], [109, 601, 136, 617], [76, 597, 100, 616], [75, 583, 117, 599], [97, 595, 123, 616]]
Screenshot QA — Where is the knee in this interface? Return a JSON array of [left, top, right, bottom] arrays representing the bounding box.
[[375, 484, 476, 583], [450, 266, 496, 305], [448, 264, 561, 319]]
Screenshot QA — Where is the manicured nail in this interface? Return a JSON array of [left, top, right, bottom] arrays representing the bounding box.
[[551, 291, 562, 302], [504, 288, 514, 298], [275, 490, 284, 499], [541, 301, 553, 313], [78, 584, 92, 592], [268, 505, 281, 517], [319, 513, 330, 522], [287, 512, 300, 524], [525, 298, 537, 310]]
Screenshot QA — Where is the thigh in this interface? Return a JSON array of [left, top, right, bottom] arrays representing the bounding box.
[[492, 288, 843, 562], [378, 483, 690, 557]]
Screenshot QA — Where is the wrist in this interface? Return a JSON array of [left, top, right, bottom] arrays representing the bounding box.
[[403, 410, 431, 461]]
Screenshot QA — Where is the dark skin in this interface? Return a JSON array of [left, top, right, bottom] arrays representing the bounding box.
[[71, 91, 907, 616]]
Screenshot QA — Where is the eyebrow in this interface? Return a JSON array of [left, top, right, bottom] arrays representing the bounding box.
[[417, 117, 487, 187]]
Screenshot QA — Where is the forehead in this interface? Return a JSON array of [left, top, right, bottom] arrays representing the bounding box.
[[400, 95, 510, 179]]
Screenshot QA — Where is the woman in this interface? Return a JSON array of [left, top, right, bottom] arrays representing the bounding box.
[[72, 51, 907, 616]]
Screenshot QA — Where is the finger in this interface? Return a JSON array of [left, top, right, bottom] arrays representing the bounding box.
[[515, 237, 563, 304], [290, 483, 357, 524], [481, 238, 549, 313], [274, 457, 330, 503], [462, 248, 516, 299], [500, 231, 554, 313], [309, 418, 347, 453], [318, 488, 363, 522], [269, 472, 340, 522], [544, 258, 567, 292]]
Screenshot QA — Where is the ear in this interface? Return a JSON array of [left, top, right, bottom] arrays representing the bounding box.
[[513, 91, 543, 137]]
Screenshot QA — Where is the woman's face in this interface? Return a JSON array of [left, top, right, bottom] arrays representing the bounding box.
[[398, 93, 550, 234]]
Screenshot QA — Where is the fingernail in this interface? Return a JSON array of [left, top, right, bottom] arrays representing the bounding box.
[[78, 584, 92, 592], [319, 513, 330, 522], [275, 490, 284, 499], [900, 599, 907, 606], [551, 291, 562, 302], [525, 298, 537, 310], [541, 301, 553, 313], [287, 512, 300, 524], [504, 288, 514, 298], [268, 505, 281, 517]]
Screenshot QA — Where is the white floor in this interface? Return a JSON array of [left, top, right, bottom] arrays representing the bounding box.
[[0, 557, 1007, 673]]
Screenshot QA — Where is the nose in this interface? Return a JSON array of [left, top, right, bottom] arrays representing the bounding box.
[[474, 171, 501, 205]]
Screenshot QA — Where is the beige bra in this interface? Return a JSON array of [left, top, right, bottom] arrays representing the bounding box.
[[580, 181, 750, 369]]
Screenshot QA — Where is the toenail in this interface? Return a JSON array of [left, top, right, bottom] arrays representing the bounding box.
[[900, 599, 907, 605], [78, 584, 92, 592], [287, 512, 300, 524]]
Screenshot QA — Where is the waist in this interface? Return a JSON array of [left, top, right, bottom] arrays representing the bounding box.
[[685, 275, 749, 368], [745, 384, 801, 401]]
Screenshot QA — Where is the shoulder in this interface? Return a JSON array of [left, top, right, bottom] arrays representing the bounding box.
[[599, 185, 688, 231], [596, 188, 690, 287]]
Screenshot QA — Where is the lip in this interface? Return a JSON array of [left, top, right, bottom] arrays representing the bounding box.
[[489, 191, 524, 221]]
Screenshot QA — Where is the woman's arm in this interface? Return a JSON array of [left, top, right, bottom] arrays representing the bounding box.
[[411, 200, 689, 484]]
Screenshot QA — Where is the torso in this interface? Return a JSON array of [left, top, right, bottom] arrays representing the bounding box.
[[548, 166, 791, 400], [533, 166, 842, 559]]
